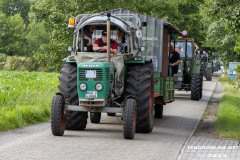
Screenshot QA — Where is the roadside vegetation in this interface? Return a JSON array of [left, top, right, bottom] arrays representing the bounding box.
[[0, 71, 58, 131], [216, 75, 240, 140], [0, 53, 6, 70]]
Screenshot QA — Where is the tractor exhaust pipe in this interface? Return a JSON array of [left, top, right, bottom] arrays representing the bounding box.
[[107, 13, 111, 62]]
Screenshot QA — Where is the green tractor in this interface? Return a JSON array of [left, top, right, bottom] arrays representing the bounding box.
[[200, 51, 213, 81], [173, 38, 203, 100], [51, 9, 181, 139]]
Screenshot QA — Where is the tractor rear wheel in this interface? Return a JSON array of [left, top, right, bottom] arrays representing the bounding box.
[[123, 98, 137, 139], [51, 95, 65, 136], [206, 68, 212, 81], [191, 74, 201, 101], [90, 112, 101, 123], [58, 63, 88, 130], [155, 104, 163, 118], [125, 63, 154, 133]]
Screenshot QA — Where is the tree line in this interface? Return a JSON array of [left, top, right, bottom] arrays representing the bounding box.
[[0, 0, 239, 71]]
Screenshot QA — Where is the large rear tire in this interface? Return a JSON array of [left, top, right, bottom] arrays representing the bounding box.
[[191, 74, 201, 101], [58, 63, 88, 130], [90, 112, 101, 123], [51, 95, 65, 136], [125, 63, 154, 133], [123, 98, 137, 139]]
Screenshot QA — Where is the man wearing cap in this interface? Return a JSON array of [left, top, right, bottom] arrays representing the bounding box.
[[93, 30, 118, 55]]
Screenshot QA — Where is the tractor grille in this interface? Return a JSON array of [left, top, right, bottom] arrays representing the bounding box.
[[105, 68, 114, 82], [106, 68, 109, 80], [79, 68, 103, 81]]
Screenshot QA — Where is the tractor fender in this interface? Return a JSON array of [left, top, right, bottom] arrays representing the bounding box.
[[191, 60, 201, 74], [55, 92, 66, 100]]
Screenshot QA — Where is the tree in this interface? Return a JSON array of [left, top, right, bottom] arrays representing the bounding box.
[[24, 21, 50, 55], [200, 0, 240, 64], [167, 0, 205, 44], [208, 0, 240, 33], [0, 12, 26, 56], [0, 0, 31, 25]]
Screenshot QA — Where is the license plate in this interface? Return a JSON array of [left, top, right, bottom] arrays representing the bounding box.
[[85, 91, 97, 98], [85, 70, 96, 78]]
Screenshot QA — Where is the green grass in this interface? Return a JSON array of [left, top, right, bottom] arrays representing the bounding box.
[[0, 71, 59, 131], [216, 75, 240, 140]]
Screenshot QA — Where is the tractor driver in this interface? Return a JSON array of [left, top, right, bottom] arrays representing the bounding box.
[[83, 25, 96, 52], [169, 45, 181, 76], [93, 30, 118, 55]]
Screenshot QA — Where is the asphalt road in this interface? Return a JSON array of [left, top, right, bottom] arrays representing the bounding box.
[[0, 78, 217, 160]]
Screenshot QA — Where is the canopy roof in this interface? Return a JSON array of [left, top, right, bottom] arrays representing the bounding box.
[[74, 14, 133, 34]]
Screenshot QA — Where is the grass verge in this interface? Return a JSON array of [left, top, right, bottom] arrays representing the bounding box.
[[216, 75, 240, 140], [0, 71, 59, 131]]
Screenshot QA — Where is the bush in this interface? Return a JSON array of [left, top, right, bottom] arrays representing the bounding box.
[[219, 74, 239, 89], [0, 53, 7, 69]]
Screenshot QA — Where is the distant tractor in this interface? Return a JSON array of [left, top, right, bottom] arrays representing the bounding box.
[[200, 51, 213, 81], [51, 9, 181, 139], [173, 38, 203, 100], [213, 60, 221, 72]]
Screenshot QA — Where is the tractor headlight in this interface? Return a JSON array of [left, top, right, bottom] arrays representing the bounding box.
[[80, 83, 87, 90], [95, 83, 103, 91]]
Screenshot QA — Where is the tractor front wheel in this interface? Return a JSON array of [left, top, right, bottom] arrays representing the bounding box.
[[90, 112, 101, 123], [123, 98, 137, 139], [51, 95, 65, 136]]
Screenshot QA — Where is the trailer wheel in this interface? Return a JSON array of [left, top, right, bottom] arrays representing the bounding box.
[[155, 104, 163, 118], [51, 95, 65, 136], [90, 112, 101, 123], [191, 74, 201, 101], [123, 98, 137, 139], [58, 63, 88, 130], [205, 68, 212, 81], [125, 63, 154, 133]]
